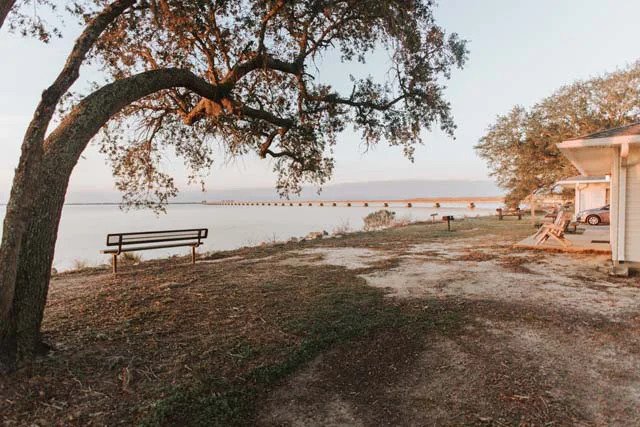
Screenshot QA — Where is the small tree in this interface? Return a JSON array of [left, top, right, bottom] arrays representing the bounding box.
[[476, 62, 640, 206], [0, 0, 468, 371], [363, 210, 395, 230]]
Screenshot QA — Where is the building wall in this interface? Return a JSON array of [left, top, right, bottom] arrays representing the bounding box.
[[611, 148, 621, 262], [575, 183, 608, 215], [625, 147, 640, 262]]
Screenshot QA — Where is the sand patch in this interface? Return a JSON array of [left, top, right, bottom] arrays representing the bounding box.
[[279, 247, 392, 269], [360, 252, 640, 316], [199, 255, 245, 264]]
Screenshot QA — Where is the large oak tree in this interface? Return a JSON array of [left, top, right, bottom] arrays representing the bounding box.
[[476, 63, 640, 206], [0, 0, 467, 372]]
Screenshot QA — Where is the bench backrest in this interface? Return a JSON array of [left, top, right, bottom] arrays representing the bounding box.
[[106, 228, 208, 251]]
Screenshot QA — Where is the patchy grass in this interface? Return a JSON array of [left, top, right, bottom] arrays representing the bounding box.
[[455, 251, 496, 262], [121, 251, 143, 264], [71, 258, 91, 271], [3, 217, 639, 426], [142, 284, 406, 426], [498, 254, 541, 274]]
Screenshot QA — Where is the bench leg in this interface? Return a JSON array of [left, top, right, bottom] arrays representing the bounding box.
[[112, 254, 118, 274], [191, 246, 196, 265]]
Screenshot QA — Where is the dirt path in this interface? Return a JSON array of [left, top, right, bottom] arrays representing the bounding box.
[[260, 232, 640, 426]]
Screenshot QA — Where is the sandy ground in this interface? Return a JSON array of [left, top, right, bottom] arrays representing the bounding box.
[[279, 235, 639, 317], [263, 232, 640, 426]]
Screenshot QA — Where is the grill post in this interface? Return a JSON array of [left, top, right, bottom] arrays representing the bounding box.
[[191, 246, 196, 265], [442, 215, 454, 232], [112, 254, 118, 274]]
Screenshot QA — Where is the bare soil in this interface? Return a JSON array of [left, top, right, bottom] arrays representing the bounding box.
[[1, 217, 639, 426]]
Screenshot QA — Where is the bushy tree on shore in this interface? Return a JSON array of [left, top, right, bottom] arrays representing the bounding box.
[[363, 210, 396, 230], [476, 63, 640, 207], [0, 0, 467, 371]]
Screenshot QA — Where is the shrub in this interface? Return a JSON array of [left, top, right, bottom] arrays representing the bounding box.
[[363, 210, 396, 231], [108, 252, 143, 267], [332, 220, 352, 235], [71, 259, 90, 270], [122, 252, 142, 264], [392, 214, 414, 227]]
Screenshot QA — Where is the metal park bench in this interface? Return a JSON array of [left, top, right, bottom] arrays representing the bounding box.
[[101, 228, 208, 274]]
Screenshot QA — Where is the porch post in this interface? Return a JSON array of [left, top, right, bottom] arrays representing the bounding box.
[[574, 183, 580, 218], [611, 146, 627, 266]]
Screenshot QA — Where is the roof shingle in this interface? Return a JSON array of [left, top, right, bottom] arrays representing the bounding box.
[[566, 122, 640, 141]]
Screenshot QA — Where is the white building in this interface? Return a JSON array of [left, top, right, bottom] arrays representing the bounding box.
[[557, 123, 640, 273], [555, 175, 610, 217]]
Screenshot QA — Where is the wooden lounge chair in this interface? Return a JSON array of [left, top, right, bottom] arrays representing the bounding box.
[[533, 210, 572, 247]]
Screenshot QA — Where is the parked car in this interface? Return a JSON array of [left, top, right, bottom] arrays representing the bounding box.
[[576, 204, 610, 225]]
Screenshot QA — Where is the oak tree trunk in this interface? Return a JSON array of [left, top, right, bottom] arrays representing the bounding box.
[[0, 137, 76, 371], [0, 0, 16, 30], [12, 164, 72, 360], [0, 69, 226, 372]]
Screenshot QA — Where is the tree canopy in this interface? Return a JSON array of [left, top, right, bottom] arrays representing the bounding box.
[[9, 0, 468, 207], [476, 62, 640, 206]]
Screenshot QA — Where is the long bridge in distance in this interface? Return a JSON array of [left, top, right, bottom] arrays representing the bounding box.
[[205, 196, 504, 208]]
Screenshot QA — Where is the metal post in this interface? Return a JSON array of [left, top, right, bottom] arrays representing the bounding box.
[[112, 254, 118, 274], [191, 246, 196, 265]]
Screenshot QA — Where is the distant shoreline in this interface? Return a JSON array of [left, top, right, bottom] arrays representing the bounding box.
[[0, 202, 205, 206], [0, 197, 504, 207]]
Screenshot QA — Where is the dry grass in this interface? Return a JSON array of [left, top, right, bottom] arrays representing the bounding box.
[[121, 251, 143, 264], [71, 258, 91, 271], [498, 254, 541, 274], [331, 219, 352, 235], [2, 218, 639, 426], [455, 250, 496, 262]]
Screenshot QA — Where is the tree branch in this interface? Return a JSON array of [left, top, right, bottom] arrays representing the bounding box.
[[257, 0, 286, 52], [45, 68, 233, 156], [0, 0, 137, 332], [0, 0, 15, 30]]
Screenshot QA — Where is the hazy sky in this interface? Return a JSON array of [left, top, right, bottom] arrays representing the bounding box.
[[1, 0, 640, 199]]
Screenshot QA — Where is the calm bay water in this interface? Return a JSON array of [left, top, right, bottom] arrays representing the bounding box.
[[0, 202, 497, 271]]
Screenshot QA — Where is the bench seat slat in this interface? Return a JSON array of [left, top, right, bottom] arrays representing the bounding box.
[[119, 232, 200, 240], [101, 241, 199, 254], [106, 228, 207, 247], [111, 236, 202, 246]]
